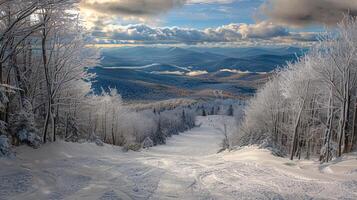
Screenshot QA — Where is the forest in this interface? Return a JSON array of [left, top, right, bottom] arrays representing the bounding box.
[[231, 16, 357, 162], [0, 0, 203, 155], [1, 1, 356, 163], [0, 0, 97, 153]]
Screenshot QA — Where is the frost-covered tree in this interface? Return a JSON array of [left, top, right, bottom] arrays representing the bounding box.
[[0, 0, 98, 151], [234, 16, 357, 161]]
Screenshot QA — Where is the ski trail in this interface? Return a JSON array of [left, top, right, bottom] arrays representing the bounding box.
[[0, 115, 356, 200]]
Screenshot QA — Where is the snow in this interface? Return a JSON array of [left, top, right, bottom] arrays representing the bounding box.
[[219, 69, 268, 75], [0, 115, 356, 200]]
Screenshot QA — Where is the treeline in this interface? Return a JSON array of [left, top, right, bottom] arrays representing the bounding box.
[[233, 17, 357, 162], [193, 99, 244, 117], [129, 98, 196, 112], [77, 89, 196, 150]]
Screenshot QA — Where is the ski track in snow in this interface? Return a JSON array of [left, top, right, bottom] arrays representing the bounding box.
[[0, 115, 356, 200]]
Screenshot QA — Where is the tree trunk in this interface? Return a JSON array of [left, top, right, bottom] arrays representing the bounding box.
[[103, 112, 107, 142], [13, 56, 25, 108], [42, 101, 50, 143], [51, 111, 55, 142], [111, 109, 115, 145], [306, 139, 311, 159], [0, 61, 4, 123], [321, 89, 334, 162], [40, 12, 53, 143], [64, 112, 68, 139], [296, 139, 302, 160], [290, 107, 303, 160], [351, 96, 357, 151], [52, 102, 59, 142], [343, 94, 352, 153], [338, 70, 350, 156], [273, 112, 278, 143], [111, 125, 115, 145], [0, 59, 2, 85], [4, 75, 10, 124], [291, 81, 310, 160]]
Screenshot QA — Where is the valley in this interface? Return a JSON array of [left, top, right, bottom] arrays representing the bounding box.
[[1, 1, 356, 200], [89, 46, 305, 101]]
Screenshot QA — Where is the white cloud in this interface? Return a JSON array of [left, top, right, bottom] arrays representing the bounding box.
[[90, 22, 317, 45], [237, 21, 289, 39]]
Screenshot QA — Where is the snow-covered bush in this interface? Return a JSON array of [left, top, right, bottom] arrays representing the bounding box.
[[87, 133, 104, 146], [0, 135, 13, 157], [17, 130, 41, 149], [0, 87, 9, 112], [141, 137, 154, 149], [95, 138, 104, 146], [9, 102, 41, 148], [123, 143, 141, 152]]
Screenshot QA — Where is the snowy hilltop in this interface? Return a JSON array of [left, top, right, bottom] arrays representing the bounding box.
[[1, 116, 356, 200], [1, 1, 357, 199]]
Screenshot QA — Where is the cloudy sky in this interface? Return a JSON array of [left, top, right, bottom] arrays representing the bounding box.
[[80, 0, 357, 46]]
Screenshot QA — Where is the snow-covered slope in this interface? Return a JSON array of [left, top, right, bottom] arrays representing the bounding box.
[[0, 116, 356, 200]]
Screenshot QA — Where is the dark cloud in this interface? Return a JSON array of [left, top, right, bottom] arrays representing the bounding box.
[[81, 0, 187, 16], [261, 0, 357, 26]]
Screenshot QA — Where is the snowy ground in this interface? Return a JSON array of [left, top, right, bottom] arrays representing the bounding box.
[[0, 116, 356, 200]]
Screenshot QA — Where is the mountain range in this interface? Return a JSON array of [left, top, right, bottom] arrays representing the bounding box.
[[89, 46, 306, 101]]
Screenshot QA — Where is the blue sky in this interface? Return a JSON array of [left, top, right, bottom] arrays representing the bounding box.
[[164, 0, 323, 32], [80, 0, 355, 46], [164, 0, 263, 29]]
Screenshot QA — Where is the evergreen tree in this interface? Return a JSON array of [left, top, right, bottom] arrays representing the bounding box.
[[202, 109, 207, 116], [155, 117, 166, 145], [227, 105, 234, 116]]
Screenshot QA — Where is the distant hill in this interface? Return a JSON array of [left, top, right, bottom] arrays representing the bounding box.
[[89, 46, 305, 100], [100, 46, 226, 68], [188, 46, 307, 58], [100, 46, 304, 73]]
